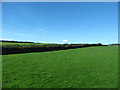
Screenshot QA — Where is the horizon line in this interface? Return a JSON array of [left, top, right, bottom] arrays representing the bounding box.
[[0, 39, 118, 45]]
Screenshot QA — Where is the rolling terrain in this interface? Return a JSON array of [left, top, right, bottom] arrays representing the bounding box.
[[2, 46, 118, 88]]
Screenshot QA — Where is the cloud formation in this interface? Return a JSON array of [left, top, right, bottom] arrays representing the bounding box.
[[0, 38, 14, 40], [4, 31, 38, 38], [62, 40, 69, 43]]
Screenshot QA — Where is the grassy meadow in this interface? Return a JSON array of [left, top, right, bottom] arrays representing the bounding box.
[[0, 42, 49, 46], [2, 2, 118, 89], [2, 46, 118, 88]]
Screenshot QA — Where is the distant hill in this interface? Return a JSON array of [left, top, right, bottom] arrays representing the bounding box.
[[0, 40, 34, 43], [109, 43, 120, 46]]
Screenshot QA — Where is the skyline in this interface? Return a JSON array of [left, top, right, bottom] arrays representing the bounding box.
[[2, 2, 118, 44]]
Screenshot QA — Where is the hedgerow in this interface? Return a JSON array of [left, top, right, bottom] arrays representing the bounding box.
[[1, 43, 104, 55]]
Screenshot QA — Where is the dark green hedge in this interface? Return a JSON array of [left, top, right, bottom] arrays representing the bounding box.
[[2, 44, 104, 55]]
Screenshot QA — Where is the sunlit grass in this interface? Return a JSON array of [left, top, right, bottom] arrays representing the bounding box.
[[2, 46, 118, 88]]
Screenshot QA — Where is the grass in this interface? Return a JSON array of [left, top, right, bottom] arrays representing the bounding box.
[[1, 42, 50, 46], [2, 46, 118, 88]]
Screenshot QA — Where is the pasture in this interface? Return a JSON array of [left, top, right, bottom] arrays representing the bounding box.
[[2, 46, 118, 88], [0, 42, 49, 46]]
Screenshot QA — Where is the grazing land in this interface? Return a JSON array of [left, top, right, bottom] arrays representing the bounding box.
[[0, 42, 49, 46], [2, 46, 118, 88]]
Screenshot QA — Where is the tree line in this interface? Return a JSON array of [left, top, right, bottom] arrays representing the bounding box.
[[1, 42, 105, 55]]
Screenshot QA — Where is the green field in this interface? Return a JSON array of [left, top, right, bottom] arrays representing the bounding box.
[[0, 42, 50, 46], [2, 46, 118, 88]]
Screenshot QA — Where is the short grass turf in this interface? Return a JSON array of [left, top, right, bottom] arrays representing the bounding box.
[[2, 46, 118, 88], [1, 42, 49, 46]]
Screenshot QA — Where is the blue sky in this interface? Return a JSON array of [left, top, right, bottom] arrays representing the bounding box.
[[2, 2, 118, 44]]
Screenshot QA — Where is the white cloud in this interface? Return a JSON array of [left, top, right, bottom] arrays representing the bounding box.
[[62, 40, 69, 43], [0, 38, 14, 40], [4, 31, 38, 38]]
